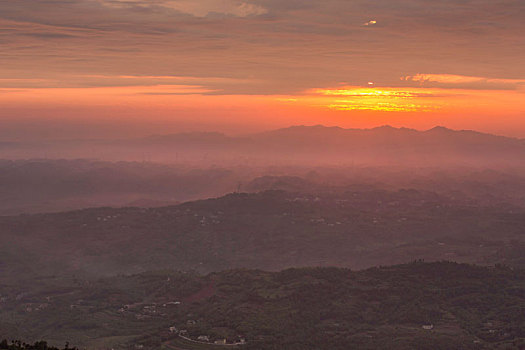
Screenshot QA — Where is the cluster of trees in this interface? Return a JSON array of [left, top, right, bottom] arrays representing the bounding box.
[[170, 261, 525, 349], [0, 340, 76, 350]]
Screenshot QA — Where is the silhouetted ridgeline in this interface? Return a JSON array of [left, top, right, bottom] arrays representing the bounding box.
[[1, 125, 524, 165]]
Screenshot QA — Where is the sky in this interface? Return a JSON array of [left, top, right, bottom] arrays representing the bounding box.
[[1, 0, 524, 140]]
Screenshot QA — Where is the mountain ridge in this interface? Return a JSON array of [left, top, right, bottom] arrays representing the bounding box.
[[2, 125, 524, 143], [1, 125, 524, 165]]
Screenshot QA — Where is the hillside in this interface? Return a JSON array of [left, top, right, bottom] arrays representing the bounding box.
[[1, 190, 524, 280], [1, 262, 523, 349]]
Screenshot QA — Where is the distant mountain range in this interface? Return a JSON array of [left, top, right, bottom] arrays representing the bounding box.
[[131, 125, 525, 160], [1, 125, 524, 165]]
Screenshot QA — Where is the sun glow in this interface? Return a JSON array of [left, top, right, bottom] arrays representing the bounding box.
[[314, 87, 436, 98], [326, 101, 431, 112], [311, 87, 441, 112]]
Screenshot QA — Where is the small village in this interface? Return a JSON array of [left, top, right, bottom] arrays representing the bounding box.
[[172, 327, 246, 347]]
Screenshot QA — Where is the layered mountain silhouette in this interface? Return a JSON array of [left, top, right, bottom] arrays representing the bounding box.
[[132, 125, 525, 155], [1, 125, 524, 165]]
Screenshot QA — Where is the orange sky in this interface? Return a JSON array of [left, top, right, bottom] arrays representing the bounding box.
[[1, 1, 524, 139]]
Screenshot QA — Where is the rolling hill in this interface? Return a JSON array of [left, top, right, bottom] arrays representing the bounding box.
[[1, 262, 523, 349], [1, 190, 524, 280]]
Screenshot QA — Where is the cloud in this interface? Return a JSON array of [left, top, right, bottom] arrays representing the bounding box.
[[403, 74, 525, 90], [87, 75, 250, 83], [131, 84, 217, 94], [1, 0, 525, 96], [0, 88, 28, 94], [19, 32, 78, 39], [72, 75, 256, 91], [0, 74, 245, 90], [99, 0, 267, 17], [0, 78, 60, 89]]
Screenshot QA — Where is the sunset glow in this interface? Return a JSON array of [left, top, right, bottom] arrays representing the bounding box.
[[309, 87, 437, 112], [314, 87, 436, 98], [0, 0, 524, 138]]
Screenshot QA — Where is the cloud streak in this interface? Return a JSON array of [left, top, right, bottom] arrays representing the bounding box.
[[403, 74, 525, 90], [99, 0, 267, 17], [1, 0, 524, 96]]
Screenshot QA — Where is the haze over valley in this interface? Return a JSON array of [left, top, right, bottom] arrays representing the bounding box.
[[0, 125, 524, 348]]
